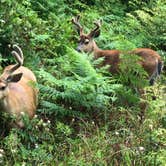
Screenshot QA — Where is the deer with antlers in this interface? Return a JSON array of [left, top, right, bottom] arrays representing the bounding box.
[[0, 45, 38, 128], [71, 15, 163, 85]]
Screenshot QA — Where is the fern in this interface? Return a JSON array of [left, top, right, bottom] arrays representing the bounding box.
[[37, 48, 119, 117]]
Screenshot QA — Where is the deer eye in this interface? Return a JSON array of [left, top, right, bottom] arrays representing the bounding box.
[[84, 39, 89, 45], [0, 86, 6, 91]]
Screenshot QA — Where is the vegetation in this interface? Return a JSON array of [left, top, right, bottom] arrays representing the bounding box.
[[0, 0, 165, 165]]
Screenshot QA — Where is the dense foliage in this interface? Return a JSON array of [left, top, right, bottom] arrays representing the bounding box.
[[0, 0, 165, 165]]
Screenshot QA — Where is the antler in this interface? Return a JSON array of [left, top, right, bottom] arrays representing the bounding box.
[[71, 15, 83, 36], [8, 45, 24, 74], [89, 20, 102, 37]]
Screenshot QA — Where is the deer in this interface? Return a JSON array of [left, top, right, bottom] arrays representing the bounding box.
[[0, 45, 38, 128], [71, 15, 163, 86], [71, 15, 164, 122]]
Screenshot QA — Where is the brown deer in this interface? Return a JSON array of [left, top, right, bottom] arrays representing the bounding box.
[[71, 15, 163, 85], [0, 45, 38, 128]]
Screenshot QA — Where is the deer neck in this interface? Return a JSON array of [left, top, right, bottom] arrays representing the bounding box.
[[0, 97, 9, 112], [0, 89, 12, 113], [92, 41, 101, 59]]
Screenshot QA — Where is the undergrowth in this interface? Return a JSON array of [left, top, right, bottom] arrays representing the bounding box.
[[0, 0, 165, 165]]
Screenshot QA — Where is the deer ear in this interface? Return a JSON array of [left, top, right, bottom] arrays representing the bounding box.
[[93, 29, 100, 38], [6, 73, 23, 83], [89, 29, 100, 38], [76, 29, 81, 36]]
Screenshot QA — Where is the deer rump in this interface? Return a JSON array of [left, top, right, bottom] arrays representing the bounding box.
[[96, 48, 162, 83]]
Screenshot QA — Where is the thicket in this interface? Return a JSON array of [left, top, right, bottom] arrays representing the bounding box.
[[0, 0, 165, 165]]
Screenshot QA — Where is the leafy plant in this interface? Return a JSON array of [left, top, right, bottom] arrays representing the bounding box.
[[0, 0, 165, 165]]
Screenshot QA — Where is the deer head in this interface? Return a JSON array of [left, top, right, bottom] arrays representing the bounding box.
[[72, 15, 102, 53], [0, 45, 23, 100]]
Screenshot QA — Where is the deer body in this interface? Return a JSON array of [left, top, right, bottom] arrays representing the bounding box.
[[94, 47, 162, 77], [0, 45, 38, 128], [72, 16, 163, 85]]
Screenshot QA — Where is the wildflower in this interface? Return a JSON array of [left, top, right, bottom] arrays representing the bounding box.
[[0, 19, 5, 23], [115, 131, 119, 136], [20, 112, 25, 116], [35, 144, 38, 148], [43, 122, 47, 127], [0, 149, 4, 154], [149, 124, 153, 130], [45, 127, 50, 131], [138, 146, 145, 152], [22, 162, 26, 166], [11, 149, 17, 153]]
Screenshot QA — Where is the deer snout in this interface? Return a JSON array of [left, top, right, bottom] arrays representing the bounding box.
[[76, 45, 82, 52], [76, 47, 81, 52]]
